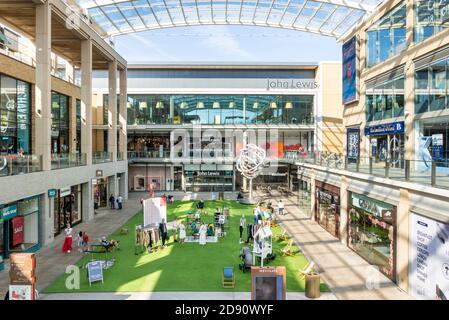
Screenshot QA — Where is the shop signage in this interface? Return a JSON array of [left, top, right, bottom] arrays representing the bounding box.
[[60, 187, 71, 198], [185, 170, 232, 177], [410, 213, 449, 300], [351, 193, 393, 220], [432, 134, 444, 161], [343, 36, 358, 105], [92, 178, 98, 185], [1, 204, 17, 220], [87, 261, 104, 286], [96, 170, 103, 177], [9, 285, 34, 300], [347, 128, 360, 160], [48, 189, 57, 198], [266, 79, 318, 90], [364, 121, 404, 136], [11, 216, 24, 247]]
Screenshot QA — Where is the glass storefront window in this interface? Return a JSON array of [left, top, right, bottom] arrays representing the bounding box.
[[421, 120, 449, 167], [297, 179, 312, 218], [127, 94, 314, 126], [51, 92, 70, 154], [415, 0, 449, 44], [12, 197, 39, 252], [316, 187, 340, 238], [348, 193, 396, 280], [0, 75, 31, 155], [54, 185, 83, 235], [366, 75, 404, 122], [415, 57, 449, 114], [366, 2, 406, 67]]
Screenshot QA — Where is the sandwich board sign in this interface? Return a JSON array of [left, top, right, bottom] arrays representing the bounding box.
[[87, 261, 104, 286]]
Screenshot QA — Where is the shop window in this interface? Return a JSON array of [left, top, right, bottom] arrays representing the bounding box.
[[51, 92, 70, 154], [366, 75, 404, 122], [9, 197, 39, 253], [0, 75, 31, 155], [414, 0, 449, 44], [366, 2, 406, 68]]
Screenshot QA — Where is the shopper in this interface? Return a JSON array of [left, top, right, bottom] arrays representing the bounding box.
[[239, 215, 246, 244], [82, 232, 89, 252], [117, 195, 123, 210], [62, 225, 73, 253], [109, 194, 115, 209], [278, 200, 285, 215], [76, 231, 83, 252], [159, 219, 168, 248]]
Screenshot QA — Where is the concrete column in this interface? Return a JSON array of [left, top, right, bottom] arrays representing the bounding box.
[[39, 193, 54, 246], [119, 172, 129, 200], [108, 60, 117, 161], [119, 68, 128, 160], [81, 39, 93, 165], [35, 3, 51, 171], [170, 166, 174, 191], [404, 0, 415, 162], [108, 174, 118, 199], [339, 175, 349, 245], [82, 181, 94, 221], [397, 188, 410, 292], [310, 170, 316, 221]]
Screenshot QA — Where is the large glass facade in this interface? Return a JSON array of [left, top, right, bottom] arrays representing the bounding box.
[[366, 2, 406, 68], [51, 92, 70, 154], [127, 95, 314, 126], [415, 57, 449, 114], [76, 99, 81, 154], [366, 75, 404, 121], [415, 0, 449, 43], [0, 74, 31, 155]]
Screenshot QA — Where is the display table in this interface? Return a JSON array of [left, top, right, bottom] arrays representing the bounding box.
[[305, 273, 321, 299]]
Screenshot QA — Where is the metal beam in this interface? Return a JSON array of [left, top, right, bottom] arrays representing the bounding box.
[[161, 0, 176, 26]]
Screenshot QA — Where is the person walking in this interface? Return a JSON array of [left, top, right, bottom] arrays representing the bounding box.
[[109, 194, 115, 209], [61, 225, 73, 253], [76, 231, 83, 252], [239, 215, 246, 244], [117, 195, 123, 210], [159, 218, 168, 248], [278, 200, 285, 215], [82, 232, 89, 252]]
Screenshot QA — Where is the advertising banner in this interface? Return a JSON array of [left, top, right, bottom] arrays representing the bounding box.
[[347, 128, 360, 160], [11, 216, 24, 247], [410, 213, 449, 300], [1, 204, 17, 220], [342, 36, 357, 105], [143, 197, 167, 227], [431, 134, 444, 161]]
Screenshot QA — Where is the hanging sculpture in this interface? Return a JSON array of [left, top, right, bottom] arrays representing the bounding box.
[[236, 143, 267, 204]]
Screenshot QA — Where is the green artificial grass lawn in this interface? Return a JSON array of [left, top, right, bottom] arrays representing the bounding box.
[[44, 200, 329, 293]]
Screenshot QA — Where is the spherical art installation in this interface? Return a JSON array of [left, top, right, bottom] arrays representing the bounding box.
[[236, 143, 267, 204]]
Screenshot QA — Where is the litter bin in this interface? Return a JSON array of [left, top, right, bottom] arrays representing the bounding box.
[[305, 272, 321, 299]]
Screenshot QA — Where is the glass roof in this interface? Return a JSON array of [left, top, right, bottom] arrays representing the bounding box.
[[76, 0, 385, 38]]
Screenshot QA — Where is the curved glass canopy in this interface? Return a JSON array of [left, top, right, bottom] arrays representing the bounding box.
[[75, 0, 384, 38]]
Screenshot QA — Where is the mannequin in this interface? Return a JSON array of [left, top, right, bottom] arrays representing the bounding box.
[[199, 223, 207, 246], [62, 225, 73, 253]]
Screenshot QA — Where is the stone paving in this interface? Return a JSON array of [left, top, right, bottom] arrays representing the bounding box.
[[253, 191, 413, 300]]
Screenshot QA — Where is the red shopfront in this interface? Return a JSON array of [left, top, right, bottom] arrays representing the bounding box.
[[315, 181, 341, 238]]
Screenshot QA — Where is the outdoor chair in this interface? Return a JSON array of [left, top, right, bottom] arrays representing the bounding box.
[[222, 267, 235, 288], [299, 259, 316, 280], [280, 239, 295, 257], [276, 229, 289, 242]]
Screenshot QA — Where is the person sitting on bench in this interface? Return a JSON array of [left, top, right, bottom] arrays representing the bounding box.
[[239, 246, 253, 272], [101, 237, 115, 251]]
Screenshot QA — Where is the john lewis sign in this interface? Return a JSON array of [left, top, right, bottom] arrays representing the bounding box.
[[267, 79, 318, 90]]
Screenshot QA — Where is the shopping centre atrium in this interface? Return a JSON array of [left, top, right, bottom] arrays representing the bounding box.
[[0, 0, 448, 302]]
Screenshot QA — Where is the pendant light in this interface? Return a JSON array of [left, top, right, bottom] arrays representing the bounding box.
[[285, 102, 293, 109], [197, 101, 204, 109], [229, 101, 235, 108], [253, 102, 259, 109], [213, 101, 220, 109], [180, 102, 188, 109], [270, 101, 277, 109]]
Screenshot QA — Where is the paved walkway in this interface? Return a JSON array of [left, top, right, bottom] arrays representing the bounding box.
[[0, 193, 142, 299], [253, 191, 412, 300]]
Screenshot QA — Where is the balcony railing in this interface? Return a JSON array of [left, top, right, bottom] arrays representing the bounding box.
[[93, 151, 113, 164], [0, 154, 42, 177], [293, 151, 449, 190], [51, 153, 87, 170], [128, 150, 171, 159]]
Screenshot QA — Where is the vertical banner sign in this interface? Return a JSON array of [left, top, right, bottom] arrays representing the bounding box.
[[431, 134, 444, 161], [347, 128, 360, 160], [143, 197, 167, 226], [11, 216, 24, 247], [410, 214, 449, 300], [342, 36, 357, 105]]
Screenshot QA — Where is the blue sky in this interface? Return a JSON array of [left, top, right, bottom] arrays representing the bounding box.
[[113, 25, 342, 63]]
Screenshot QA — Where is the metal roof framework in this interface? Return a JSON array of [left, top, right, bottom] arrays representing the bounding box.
[[75, 0, 384, 38]]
